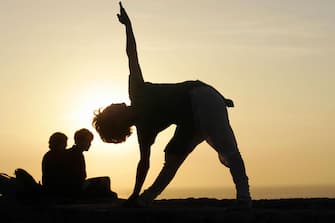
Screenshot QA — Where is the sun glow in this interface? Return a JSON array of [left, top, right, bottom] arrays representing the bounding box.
[[66, 83, 130, 128]]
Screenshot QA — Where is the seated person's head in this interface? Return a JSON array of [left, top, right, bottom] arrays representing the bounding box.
[[92, 103, 133, 144], [74, 128, 94, 151], [49, 132, 67, 151]]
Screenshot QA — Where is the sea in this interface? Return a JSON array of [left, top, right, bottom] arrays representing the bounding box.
[[118, 185, 335, 200]]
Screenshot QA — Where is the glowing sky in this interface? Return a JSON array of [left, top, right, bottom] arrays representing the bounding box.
[[0, 0, 334, 198]]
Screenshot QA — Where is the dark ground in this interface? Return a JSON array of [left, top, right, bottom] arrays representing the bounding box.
[[1, 197, 334, 223]]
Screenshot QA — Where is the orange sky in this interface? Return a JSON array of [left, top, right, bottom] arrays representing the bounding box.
[[0, 0, 334, 198]]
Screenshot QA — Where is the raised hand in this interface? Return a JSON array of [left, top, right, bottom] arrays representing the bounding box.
[[117, 2, 131, 25]]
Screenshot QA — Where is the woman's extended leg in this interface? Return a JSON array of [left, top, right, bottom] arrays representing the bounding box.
[[136, 152, 188, 206], [136, 126, 203, 207], [190, 86, 251, 204]]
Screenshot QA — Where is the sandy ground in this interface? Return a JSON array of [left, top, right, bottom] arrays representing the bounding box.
[[1, 197, 334, 223]]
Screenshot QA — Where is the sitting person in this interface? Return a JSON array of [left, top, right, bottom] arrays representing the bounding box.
[[41, 132, 69, 196], [42, 130, 117, 199], [66, 128, 92, 194], [67, 128, 117, 198]]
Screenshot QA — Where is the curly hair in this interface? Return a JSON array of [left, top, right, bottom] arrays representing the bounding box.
[[92, 103, 133, 143]]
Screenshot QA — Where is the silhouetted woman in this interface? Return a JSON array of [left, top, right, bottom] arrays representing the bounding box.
[[93, 2, 251, 209]]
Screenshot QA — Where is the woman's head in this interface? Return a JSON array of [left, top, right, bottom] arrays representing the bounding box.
[[92, 103, 133, 143]]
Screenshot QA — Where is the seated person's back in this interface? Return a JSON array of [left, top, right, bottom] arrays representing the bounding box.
[[42, 132, 69, 195]]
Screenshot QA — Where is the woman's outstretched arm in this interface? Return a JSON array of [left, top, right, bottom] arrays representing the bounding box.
[[117, 2, 144, 97]]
